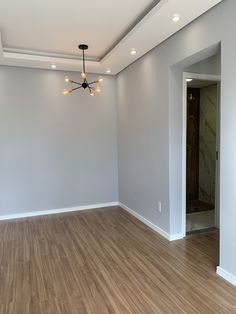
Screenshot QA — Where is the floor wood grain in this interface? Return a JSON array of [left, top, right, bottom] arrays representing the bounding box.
[[0, 206, 236, 313]]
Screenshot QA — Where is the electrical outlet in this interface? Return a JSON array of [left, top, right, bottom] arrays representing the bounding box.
[[157, 201, 162, 213]]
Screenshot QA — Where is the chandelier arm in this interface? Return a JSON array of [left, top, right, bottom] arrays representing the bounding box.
[[88, 81, 97, 85], [88, 85, 95, 95], [71, 86, 83, 92], [71, 80, 82, 85]]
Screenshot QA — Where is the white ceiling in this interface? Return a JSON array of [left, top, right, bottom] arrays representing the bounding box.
[[0, 0, 157, 58], [0, 0, 223, 75]]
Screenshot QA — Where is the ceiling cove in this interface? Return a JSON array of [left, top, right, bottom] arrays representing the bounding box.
[[0, 0, 223, 75]]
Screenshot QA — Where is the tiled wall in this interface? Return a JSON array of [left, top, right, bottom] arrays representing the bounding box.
[[199, 84, 217, 205]]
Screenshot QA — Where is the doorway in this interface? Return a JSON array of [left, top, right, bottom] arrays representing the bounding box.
[[185, 76, 220, 234], [186, 78, 218, 234]]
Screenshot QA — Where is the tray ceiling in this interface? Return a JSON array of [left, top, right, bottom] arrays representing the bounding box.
[[0, 0, 223, 75]]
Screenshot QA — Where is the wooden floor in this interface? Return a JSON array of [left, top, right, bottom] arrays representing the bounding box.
[[0, 206, 236, 313]]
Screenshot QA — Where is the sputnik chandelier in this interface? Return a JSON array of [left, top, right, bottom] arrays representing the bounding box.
[[63, 44, 103, 96]]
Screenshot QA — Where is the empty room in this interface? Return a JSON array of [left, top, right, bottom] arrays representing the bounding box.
[[0, 0, 236, 313]]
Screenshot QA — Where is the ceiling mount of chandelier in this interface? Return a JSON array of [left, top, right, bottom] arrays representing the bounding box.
[[63, 44, 103, 96]]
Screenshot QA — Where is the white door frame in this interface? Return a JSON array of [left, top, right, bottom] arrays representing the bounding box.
[[182, 72, 221, 237]]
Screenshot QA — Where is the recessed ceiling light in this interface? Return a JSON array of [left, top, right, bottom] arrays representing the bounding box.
[[186, 78, 193, 82], [172, 14, 180, 22], [51, 64, 56, 69], [130, 48, 137, 55], [106, 68, 111, 74]]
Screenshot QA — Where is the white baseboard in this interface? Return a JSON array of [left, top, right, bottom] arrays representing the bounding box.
[[119, 202, 178, 241], [169, 233, 184, 241], [0, 201, 183, 242], [217, 266, 236, 286], [0, 202, 119, 221]]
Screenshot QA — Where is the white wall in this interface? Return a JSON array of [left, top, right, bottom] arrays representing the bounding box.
[[117, 0, 236, 279], [0, 66, 118, 215]]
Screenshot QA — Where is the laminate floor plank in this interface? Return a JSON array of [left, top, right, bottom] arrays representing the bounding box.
[[0, 206, 236, 313]]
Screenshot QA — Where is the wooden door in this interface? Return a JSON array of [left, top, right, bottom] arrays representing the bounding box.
[[186, 88, 200, 200]]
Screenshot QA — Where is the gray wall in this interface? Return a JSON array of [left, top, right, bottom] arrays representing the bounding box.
[[186, 54, 221, 75], [0, 66, 118, 214], [117, 50, 170, 232], [117, 0, 236, 278]]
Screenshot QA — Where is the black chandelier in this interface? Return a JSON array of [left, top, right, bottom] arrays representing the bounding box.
[[63, 44, 103, 96]]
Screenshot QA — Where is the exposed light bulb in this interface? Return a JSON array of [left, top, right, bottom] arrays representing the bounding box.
[[95, 87, 101, 93], [106, 69, 111, 74], [65, 76, 70, 83], [90, 92, 94, 96], [98, 76, 103, 82], [130, 48, 137, 55], [51, 64, 56, 69], [172, 14, 180, 22], [81, 72, 86, 79], [63, 89, 71, 95]]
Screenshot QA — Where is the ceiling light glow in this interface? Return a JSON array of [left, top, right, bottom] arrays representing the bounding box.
[[172, 14, 180, 22], [51, 64, 56, 69], [106, 69, 111, 74], [130, 48, 137, 55], [186, 78, 193, 82]]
